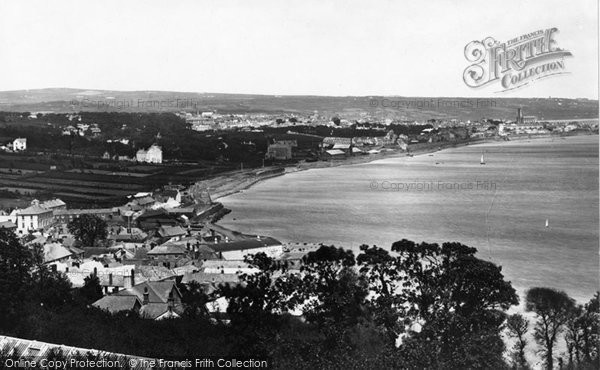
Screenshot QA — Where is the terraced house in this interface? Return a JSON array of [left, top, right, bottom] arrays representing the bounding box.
[[136, 144, 163, 164], [15, 202, 53, 234]]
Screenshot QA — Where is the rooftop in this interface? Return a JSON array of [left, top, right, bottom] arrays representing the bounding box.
[[209, 236, 281, 253], [44, 242, 73, 263], [18, 205, 52, 216], [54, 208, 113, 215], [39, 199, 66, 209], [115, 280, 179, 304], [147, 243, 188, 256], [93, 295, 140, 312], [0, 335, 150, 368], [157, 225, 187, 238]]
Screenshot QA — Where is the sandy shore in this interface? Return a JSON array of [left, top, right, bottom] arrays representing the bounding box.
[[206, 132, 596, 202], [207, 138, 498, 201]]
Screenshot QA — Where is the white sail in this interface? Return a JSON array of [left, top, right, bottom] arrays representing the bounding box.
[[545, 219, 549, 228], [480, 153, 485, 164]]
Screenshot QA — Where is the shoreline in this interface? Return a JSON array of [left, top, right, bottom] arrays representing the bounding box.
[[210, 132, 597, 202], [210, 139, 478, 201]]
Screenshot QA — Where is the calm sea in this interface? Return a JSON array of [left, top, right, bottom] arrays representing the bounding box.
[[219, 135, 599, 303]]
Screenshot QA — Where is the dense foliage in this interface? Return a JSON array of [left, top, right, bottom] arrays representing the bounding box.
[[0, 229, 597, 369], [67, 214, 108, 247]]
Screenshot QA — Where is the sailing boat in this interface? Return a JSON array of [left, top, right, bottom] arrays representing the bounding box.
[[545, 219, 549, 228], [480, 152, 486, 165]]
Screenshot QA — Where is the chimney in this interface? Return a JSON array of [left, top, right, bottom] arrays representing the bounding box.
[[143, 287, 149, 305], [108, 273, 113, 286], [124, 269, 135, 289], [167, 291, 174, 309], [93, 267, 97, 277]]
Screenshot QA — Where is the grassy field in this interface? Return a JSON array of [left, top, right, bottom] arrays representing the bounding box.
[[0, 154, 238, 208]]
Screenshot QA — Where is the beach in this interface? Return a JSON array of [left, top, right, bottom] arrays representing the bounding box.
[[207, 137, 513, 201]]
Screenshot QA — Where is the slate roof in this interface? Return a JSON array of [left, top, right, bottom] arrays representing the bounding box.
[[182, 272, 240, 285], [68, 246, 85, 256], [157, 225, 187, 238], [54, 208, 113, 216], [134, 196, 155, 206], [0, 335, 151, 369], [325, 149, 345, 156], [209, 237, 282, 253], [136, 265, 176, 281], [115, 280, 180, 304], [43, 243, 73, 263], [93, 295, 140, 312], [39, 199, 66, 209], [93, 281, 183, 320], [136, 208, 168, 219], [108, 233, 147, 242], [18, 205, 52, 216], [147, 243, 188, 256], [200, 260, 256, 271], [139, 303, 182, 320]]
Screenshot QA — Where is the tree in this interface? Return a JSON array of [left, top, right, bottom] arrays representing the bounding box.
[[78, 274, 103, 304], [392, 239, 518, 369], [565, 304, 584, 367], [178, 281, 210, 319], [217, 240, 519, 367], [28, 243, 73, 309], [300, 246, 369, 328], [219, 252, 298, 325], [0, 230, 73, 327], [564, 293, 599, 369], [0, 229, 36, 323], [525, 287, 575, 370], [506, 313, 530, 369], [67, 215, 108, 247], [356, 244, 405, 340], [579, 293, 599, 367]]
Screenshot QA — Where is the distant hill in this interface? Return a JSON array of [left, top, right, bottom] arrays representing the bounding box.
[[0, 88, 597, 121]]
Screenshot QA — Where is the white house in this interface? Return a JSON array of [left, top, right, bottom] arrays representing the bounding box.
[[136, 144, 162, 164], [12, 138, 27, 151], [15, 202, 54, 234]]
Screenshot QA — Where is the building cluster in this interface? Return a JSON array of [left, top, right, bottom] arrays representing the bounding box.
[[265, 130, 410, 161], [62, 123, 102, 137], [0, 182, 302, 321], [493, 109, 599, 136], [0, 137, 27, 152], [135, 144, 163, 164], [181, 111, 343, 132]]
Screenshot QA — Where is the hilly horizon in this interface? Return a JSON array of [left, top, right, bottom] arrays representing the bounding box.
[[0, 88, 597, 122]]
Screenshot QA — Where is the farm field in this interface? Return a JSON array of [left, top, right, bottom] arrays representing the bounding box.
[[66, 169, 153, 177], [0, 154, 239, 208]]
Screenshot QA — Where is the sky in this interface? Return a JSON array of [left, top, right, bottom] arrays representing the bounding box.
[[0, 0, 597, 98]]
